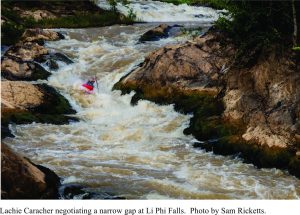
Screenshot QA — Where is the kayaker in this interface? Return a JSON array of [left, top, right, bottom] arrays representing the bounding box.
[[80, 78, 96, 93]]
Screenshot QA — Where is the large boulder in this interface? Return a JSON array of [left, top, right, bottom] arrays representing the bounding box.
[[5, 42, 48, 61], [139, 24, 172, 42], [1, 81, 75, 114], [1, 81, 76, 138], [117, 30, 234, 99], [21, 29, 64, 43], [1, 143, 60, 199], [2, 81, 45, 110], [1, 56, 51, 81]]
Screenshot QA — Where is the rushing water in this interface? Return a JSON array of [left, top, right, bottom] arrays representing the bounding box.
[[3, 1, 300, 199], [97, 0, 220, 22]]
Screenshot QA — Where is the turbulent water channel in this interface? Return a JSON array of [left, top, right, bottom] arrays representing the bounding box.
[[4, 0, 300, 199]]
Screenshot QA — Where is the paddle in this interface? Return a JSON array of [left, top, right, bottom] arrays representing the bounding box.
[[94, 75, 99, 93]]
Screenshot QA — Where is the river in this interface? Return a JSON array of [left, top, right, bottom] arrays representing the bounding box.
[[3, 0, 300, 199]]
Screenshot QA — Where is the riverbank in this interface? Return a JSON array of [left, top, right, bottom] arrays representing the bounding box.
[[1, 0, 134, 45], [114, 27, 300, 179], [1, 28, 77, 198]]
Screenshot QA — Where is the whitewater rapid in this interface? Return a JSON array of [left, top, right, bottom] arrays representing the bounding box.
[[3, 2, 300, 199], [97, 0, 220, 22]]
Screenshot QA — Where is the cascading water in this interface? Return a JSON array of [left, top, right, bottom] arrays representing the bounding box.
[[97, 0, 221, 22], [3, 1, 300, 199]]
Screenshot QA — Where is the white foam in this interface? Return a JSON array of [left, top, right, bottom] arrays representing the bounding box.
[[97, 0, 220, 22]]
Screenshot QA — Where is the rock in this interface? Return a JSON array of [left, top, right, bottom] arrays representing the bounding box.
[[1, 143, 60, 199], [1, 56, 51, 81], [139, 24, 172, 42], [21, 29, 64, 43], [59, 184, 126, 200], [40, 52, 73, 65], [5, 42, 48, 61], [224, 53, 300, 149], [1, 81, 76, 114], [45, 59, 59, 70], [117, 30, 232, 98], [1, 81, 45, 110], [1, 81, 77, 138], [52, 53, 73, 64], [20, 10, 56, 21], [115, 28, 300, 177]]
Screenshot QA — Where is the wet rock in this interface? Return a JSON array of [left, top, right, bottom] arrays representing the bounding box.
[[45, 59, 59, 70], [21, 29, 64, 43], [139, 24, 172, 42], [1, 81, 77, 138], [1, 143, 60, 199], [40, 52, 73, 65], [52, 53, 73, 64], [5, 42, 48, 61], [1, 56, 51, 80], [60, 184, 125, 200], [194, 14, 204, 18]]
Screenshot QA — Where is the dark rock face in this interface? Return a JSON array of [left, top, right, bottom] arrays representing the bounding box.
[[115, 28, 300, 178], [1, 143, 60, 199], [139, 24, 172, 42]]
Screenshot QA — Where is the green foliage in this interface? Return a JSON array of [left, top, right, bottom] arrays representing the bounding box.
[[218, 1, 295, 44], [108, 0, 137, 21], [293, 46, 300, 51], [127, 8, 137, 21], [213, 0, 298, 66]]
